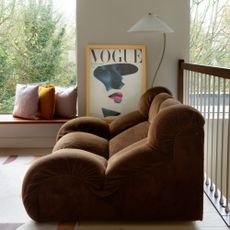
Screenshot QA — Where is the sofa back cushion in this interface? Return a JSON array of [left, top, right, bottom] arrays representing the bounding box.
[[138, 87, 172, 118], [109, 121, 149, 157], [109, 89, 174, 157], [159, 98, 181, 111], [109, 111, 146, 138], [148, 93, 173, 123]]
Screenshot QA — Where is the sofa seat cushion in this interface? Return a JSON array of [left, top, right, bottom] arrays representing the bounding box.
[[53, 132, 109, 159], [109, 121, 149, 157]]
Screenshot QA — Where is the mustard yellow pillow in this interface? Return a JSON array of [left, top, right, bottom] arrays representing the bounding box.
[[38, 85, 55, 119]]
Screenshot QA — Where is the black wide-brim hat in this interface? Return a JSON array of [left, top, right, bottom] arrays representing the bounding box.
[[94, 63, 138, 78], [93, 63, 139, 91]]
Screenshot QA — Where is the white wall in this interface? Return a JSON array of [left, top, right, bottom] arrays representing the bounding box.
[[77, 0, 190, 116]]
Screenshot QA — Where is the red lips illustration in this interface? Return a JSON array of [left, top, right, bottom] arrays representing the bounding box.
[[109, 92, 123, 103]]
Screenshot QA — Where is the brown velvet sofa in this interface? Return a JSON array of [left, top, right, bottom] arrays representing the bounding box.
[[22, 87, 204, 222]]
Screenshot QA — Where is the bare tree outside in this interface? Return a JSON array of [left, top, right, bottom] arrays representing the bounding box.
[[190, 0, 230, 68]]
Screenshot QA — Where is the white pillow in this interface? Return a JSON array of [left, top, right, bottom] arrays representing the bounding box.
[[54, 86, 77, 118], [12, 84, 39, 119]]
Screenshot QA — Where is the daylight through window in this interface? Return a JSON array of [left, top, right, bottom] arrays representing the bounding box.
[[0, 0, 76, 113], [190, 0, 229, 67]]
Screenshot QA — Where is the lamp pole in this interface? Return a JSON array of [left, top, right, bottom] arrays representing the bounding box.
[[152, 32, 166, 87], [127, 13, 174, 88]]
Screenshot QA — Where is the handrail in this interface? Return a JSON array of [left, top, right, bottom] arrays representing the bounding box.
[[178, 59, 230, 226], [178, 59, 230, 102]]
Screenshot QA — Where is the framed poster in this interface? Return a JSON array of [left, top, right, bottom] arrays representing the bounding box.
[[86, 44, 146, 120]]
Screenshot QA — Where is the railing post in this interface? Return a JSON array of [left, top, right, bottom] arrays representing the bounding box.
[[178, 59, 184, 103], [180, 60, 230, 226]]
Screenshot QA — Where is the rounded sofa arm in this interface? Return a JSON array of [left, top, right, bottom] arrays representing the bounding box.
[[148, 104, 205, 155], [22, 149, 107, 221], [56, 116, 110, 141]]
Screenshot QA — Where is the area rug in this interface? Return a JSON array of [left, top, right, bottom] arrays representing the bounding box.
[[0, 155, 78, 230]]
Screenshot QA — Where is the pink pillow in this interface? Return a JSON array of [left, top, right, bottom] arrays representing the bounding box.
[[13, 84, 39, 119], [54, 86, 77, 118]]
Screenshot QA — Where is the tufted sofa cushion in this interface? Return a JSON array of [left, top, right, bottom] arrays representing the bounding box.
[[53, 132, 109, 159], [109, 121, 149, 157], [22, 86, 204, 222]]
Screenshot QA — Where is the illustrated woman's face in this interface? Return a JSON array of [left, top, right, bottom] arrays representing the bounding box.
[[93, 63, 138, 117]]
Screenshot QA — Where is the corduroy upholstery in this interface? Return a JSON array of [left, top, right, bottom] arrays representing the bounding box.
[[22, 86, 204, 222]]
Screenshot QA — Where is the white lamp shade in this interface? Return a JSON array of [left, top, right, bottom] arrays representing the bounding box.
[[128, 13, 174, 33]]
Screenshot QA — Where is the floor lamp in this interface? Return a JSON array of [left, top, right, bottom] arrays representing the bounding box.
[[128, 13, 174, 87]]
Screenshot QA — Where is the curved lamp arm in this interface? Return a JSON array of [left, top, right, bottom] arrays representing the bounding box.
[[151, 32, 166, 87]]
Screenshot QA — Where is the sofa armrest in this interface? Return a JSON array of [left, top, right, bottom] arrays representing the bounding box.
[[148, 104, 205, 156], [22, 149, 107, 221], [109, 111, 146, 138], [56, 116, 110, 141]]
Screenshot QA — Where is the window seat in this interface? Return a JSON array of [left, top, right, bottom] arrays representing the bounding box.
[[0, 114, 71, 124]]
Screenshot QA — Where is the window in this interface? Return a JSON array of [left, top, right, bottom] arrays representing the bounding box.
[[0, 0, 76, 113], [190, 0, 230, 67]]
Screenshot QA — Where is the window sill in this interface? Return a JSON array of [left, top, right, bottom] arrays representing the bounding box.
[[0, 114, 71, 124]]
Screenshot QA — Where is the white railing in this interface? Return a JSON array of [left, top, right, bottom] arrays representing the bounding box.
[[178, 60, 230, 226]]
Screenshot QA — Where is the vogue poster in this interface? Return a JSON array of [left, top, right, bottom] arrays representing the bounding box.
[[86, 44, 146, 120]]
